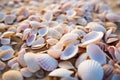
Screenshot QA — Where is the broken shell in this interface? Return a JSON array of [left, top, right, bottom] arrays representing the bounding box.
[[20, 68, 33, 78], [75, 53, 88, 68], [78, 60, 104, 80], [87, 44, 106, 64], [61, 77, 78, 80], [4, 15, 16, 25], [26, 33, 36, 46], [0, 60, 6, 70], [0, 12, 6, 22], [24, 52, 40, 72], [80, 31, 104, 47], [36, 54, 58, 71], [86, 22, 106, 33], [60, 44, 78, 60], [49, 68, 73, 77], [58, 61, 75, 69], [38, 27, 48, 37], [2, 70, 23, 80], [1, 38, 11, 45]]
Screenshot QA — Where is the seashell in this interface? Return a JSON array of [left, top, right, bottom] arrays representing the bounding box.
[[80, 31, 104, 47], [87, 44, 106, 64], [106, 38, 119, 44], [66, 9, 76, 17], [8, 57, 18, 68], [47, 48, 62, 59], [49, 68, 73, 77], [104, 29, 112, 42], [106, 12, 120, 22], [17, 22, 29, 33], [0, 12, 6, 22], [1, 38, 11, 45], [29, 21, 41, 29], [77, 17, 87, 26], [35, 69, 45, 78], [24, 52, 40, 72], [26, 33, 36, 46], [46, 38, 58, 46], [86, 22, 106, 33], [61, 77, 78, 80], [2, 70, 23, 80], [75, 53, 88, 68], [103, 64, 114, 79], [0, 45, 15, 61], [78, 60, 104, 80], [58, 61, 75, 69], [60, 33, 78, 46], [31, 37, 45, 49], [36, 54, 58, 71], [60, 44, 78, 60], [20, 68, 33, 78], [38, 27, 48, 37], [71, 29, 86, 38], [22, 28, 31, 40], [56, 14, 67, 23], [28, 15, 40, 21], [1, 31, 15, 38], [112, 74, 120, 80], [11, 63, 20, 70], [4, 15, 16, 25], [43, 11, 53, 21], [0, 60, 6, 70]]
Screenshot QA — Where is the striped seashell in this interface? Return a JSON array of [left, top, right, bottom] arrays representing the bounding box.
[[87, 44, 106, 64], [49, 68, 73, 77], [36, 54, 58, 71], [78, 60, 104, 80]]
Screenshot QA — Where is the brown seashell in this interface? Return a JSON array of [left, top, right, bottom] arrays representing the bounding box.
[[4, 15, 16, 25], [2, 70, 23, 80], [1, 31, 15, 38]]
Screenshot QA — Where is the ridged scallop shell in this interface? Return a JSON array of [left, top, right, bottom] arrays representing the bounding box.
[[24, 52, 40, 72], [20, 68, 33, 78], [58, 61, 75, 69], [38, 27, 48, 37], [80, 31, 104, 47], [60, 44, 78, 60], [2, 70, 23, 80], [86, 22, 106, 33], [43, 11, 53, 21], [61, 77, 78, 80], [87, 44, 106, 64], [75, 53, 88, 68], [78, 60, 104, 80], [36, 54, 58, 71], [49, 68, 73, 77]]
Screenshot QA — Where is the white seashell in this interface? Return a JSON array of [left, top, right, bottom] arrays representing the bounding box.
[[0, 45, 15, 61], [46, 38, 58, 46], [1, 38, 11, 45], [38, 27, 48, 37], [78, 60, 104, 80], [58, 61, 75, 69], [24, 52, 40, 72], [49, 68, 73, 77], [31, 37, 45, 49], [29, 21, 41, 29], [60, 33, 78, 46], [75, 53, 88, 68], [0, 60, 6, 70], [80, 31, 104, 47], [20, 68, 33, 78], [86, 22, 106, 33], [22, 28, 31, 40], [26, 33, 36, 46], [104, 29, 112, 42], [36, 54, 58, 71], [106, 38, 119, 44], [43, 11, 53, 21], [2, 70, 23, 80], [61, 77, 78, 80], [87, 44, 106, 64], [60, 44, 78, 60], [56, 14, 67, 23], [8, 57, 18, 68], [11, 63, 20, 70]]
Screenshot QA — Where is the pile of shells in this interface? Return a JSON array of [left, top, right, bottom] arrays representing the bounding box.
[[0, 0, 120, 80]]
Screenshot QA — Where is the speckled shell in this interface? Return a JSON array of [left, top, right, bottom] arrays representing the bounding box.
[[36, 54, 58, 71], [78, 60, 104, 80]]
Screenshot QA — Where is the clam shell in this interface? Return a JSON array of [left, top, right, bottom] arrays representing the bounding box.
[[80, 31, 104, 47], [2, 70, 23, 80], [86, 22, 106, 33], [17, 23, 29, 33], [1, 38, 11, 45], [75, 53, 88, 68], [78, 60, 104, 80], [43, 11, 53, 21], [36, 54, 58, 71], [46, 38, 58, 46], [49, 68, 73, 77], [29, 21, 41, 29], [8, 57, 18, 68], [22, 28, 31, 40], [61, 77, 78, 80], [24, 52, 40, 72], [4, 15, 16, 24], [60, 44, 78, 60], [58, 61, 75, 69], [26, 33, 36, 46], [87, 44, 106, 64], [11, 63, 20, 70], [77, 17, 87, 26], [66, 9, 76, 17], [38, 27, 48, 37], [0, 60, 6, 70], [20, 68, 33, 78]]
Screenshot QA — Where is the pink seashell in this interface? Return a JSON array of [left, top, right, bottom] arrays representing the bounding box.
[[36, 54, 58, 71], [11, 63, 20, 70], [28, 15, 40, 21], [4, 15, 16, 25], [20, 68, 33, 78], [60, 44, 78, 60], [87, 44, 106, 64], [22, 28, 31, 40], [26, 33, 36, 46]]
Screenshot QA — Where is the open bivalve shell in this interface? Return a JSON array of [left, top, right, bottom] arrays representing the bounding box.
[[87, 44, 106, 64], [49, 68, 73, 77], [60, 44, 78, 60], [36, 54, 58, 71], [80, 31, 104, 47], [78, 60, 104, 80]]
